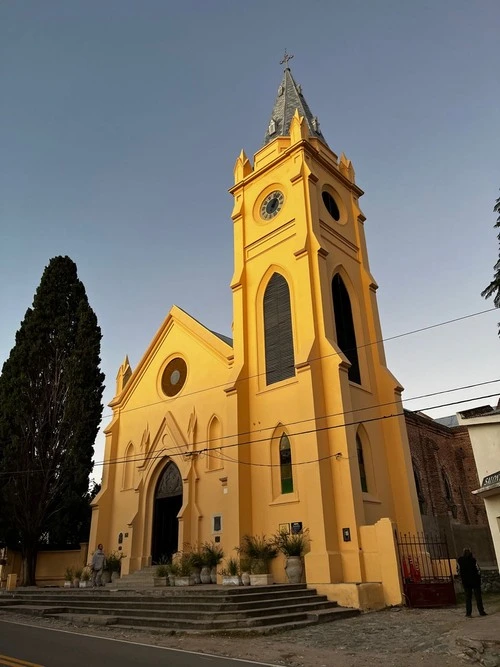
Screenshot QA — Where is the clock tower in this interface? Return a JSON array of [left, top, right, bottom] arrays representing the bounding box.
[[228, 61, 422, 588]]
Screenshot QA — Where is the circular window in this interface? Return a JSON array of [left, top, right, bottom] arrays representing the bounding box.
[[322, 191, 340, 221], [161, 358, 187, 397]]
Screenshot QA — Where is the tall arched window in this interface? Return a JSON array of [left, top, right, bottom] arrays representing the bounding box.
[[413, 464, 426, 514], [332, 274, 361, 384], [279, 434, 293, 494], [123, 443, 135, 490], [264, 273, 295, 385], [356, 434, 368, 492], [207, 416, 223, 471]]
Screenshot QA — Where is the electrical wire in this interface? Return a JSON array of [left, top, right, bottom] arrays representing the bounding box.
[[0, 388, 498, 477]]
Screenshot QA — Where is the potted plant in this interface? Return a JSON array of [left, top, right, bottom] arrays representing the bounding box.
[[240, 557, 251, 586], [64, 567, 73, 588], [238, 535, 277, 586], [166, 561, 179, 587], [72, 567, 82, 589], [220, 557, 241, 586], [107, 551, 123, 582], [79, 567, 91, 588], [202, 542, 224, 584], [154, 563, 169, 587], [188, 547, 205, 585], [273, 528, 310, 584], [174, 551, 194, 586]]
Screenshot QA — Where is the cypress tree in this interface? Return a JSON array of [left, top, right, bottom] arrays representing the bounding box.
[[482, 191, 500, 334], [0, 256, 104, 585]]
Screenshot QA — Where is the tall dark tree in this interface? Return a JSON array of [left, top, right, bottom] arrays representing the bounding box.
[[0, 256, 104, 585], [481, 191, 500, 334]]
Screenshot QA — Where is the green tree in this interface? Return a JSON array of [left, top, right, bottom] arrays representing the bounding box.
[[481, 192, 500, 334], [0, 256, 104, 585]]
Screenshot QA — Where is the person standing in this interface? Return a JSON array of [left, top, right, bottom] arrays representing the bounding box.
[[457, 548, 487, 617], [91, 544, 107, 587]]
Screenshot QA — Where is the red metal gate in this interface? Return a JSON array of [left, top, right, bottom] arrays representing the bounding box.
[[397, 532, 456, 608]]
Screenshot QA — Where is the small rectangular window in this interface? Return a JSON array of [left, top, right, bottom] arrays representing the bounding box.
[[213, 515, 222, 532]]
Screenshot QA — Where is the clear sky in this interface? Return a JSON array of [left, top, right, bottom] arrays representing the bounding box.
[[1, 0, 499, 477]]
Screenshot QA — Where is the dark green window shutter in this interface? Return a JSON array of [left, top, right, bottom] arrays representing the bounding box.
[[332, 274, 361, 384], [264, 273, 295, 385], [279, 433, 293, 494]]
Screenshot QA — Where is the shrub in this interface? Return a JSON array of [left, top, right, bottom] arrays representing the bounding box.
[[81, 567, 91, 582], [202, 542, 224, 567], [64, 567, 73, 582], [222, 557, 239, 576], [155, 563, 169, 577], [238, 535, 278, 574], [273, 528, 310, 557], [107, 551, 124, 573]]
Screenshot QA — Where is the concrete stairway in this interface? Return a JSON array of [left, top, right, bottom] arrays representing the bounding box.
[[0, 584, 359, 634], [111, 565, 157, 589]]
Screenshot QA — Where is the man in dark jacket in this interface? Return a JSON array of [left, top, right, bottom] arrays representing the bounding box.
[[457, 548, 487, 617]]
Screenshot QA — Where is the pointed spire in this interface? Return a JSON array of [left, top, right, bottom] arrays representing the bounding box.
[[263, 56, 329, 147]]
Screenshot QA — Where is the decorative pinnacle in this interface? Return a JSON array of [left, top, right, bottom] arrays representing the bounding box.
[[280, 49, 294, 70]]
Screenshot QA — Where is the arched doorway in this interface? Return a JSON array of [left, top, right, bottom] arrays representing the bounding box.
[[151, 462, 183, 563]]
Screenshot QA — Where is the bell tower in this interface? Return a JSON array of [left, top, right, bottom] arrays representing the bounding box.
[[229, 60, 421, 587]]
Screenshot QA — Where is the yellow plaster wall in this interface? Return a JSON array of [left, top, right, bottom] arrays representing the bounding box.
[[1, 545, 89, 588]]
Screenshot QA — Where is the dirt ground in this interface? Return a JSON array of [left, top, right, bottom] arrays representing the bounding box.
[[1, 594, 499, 666]]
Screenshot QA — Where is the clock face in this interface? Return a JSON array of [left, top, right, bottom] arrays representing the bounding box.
[[260, 190, 284, 221]]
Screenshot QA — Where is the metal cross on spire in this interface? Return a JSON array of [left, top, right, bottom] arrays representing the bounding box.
[[280, 49, 294, 70]]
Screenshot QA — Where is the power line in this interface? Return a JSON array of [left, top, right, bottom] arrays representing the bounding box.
[[1, 388, 497, 478], [93, 306, 497, 424], [94, 376, 500, 468]]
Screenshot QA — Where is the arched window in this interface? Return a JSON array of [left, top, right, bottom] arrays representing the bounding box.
[[279, 434, 293, 494], [442, 468, 457, 518], [264, 273, 295, 385], [413, 464, 426, 515], [332, 274, 361, 384], [356, 434, 368, 492], [123, 443, 135, 489], [207, 416, 223, 471]]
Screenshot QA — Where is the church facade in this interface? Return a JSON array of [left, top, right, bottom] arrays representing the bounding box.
[[90, 66, 422, 608]]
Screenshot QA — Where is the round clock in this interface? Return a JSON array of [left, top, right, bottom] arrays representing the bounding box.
[[260, 190, 284, 221]]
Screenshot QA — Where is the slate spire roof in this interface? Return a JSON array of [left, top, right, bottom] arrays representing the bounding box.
[[263, 66, 328, 147]]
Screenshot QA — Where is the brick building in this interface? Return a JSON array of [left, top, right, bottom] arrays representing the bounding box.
[[405, 410, 496, 567]]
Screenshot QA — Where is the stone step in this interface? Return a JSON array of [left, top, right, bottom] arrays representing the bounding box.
[[0, 593, 333, 613], [0, 583, 360, 633], [33, 599, 337, 622]]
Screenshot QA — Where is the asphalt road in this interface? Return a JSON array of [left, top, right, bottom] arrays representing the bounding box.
[[0, 620, 278, 667]]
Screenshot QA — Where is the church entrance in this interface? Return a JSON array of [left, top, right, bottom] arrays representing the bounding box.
[[151, 462, 183, 563]]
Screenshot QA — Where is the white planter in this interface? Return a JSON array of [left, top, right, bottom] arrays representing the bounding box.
[[102, 570, 111, 584], [111, 571, 120, 583], [72, 579, 80, 588], [210, 567, 217, 584], [250, 574, 274, 586], [175, 576, 194, 586], [79, 581, 91, 588], [64, 581, 72, 588], [200, 566, 211, 584], [241, 572, 251, 586], [222, 575, 241, 586], [153, 577, 167, 587], [285, 556, 303, 584]]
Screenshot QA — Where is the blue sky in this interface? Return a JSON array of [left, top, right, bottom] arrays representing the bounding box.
[[1, 1, 499, 475]]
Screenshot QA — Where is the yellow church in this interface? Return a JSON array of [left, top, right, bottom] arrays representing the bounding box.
[[90, 63, 422, 609]]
